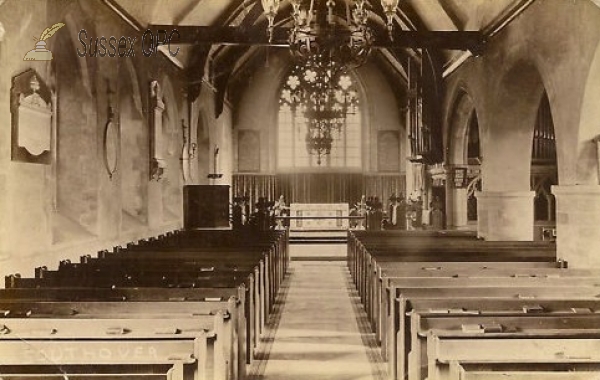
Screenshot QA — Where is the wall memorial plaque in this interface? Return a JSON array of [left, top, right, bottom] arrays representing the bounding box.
[[453, 167, 468, 188], [238, 130, 260, 172], [11, 69, 53, 164]]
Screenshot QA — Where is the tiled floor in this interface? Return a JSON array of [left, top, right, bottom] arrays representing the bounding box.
[[249, 245, 387, 380]]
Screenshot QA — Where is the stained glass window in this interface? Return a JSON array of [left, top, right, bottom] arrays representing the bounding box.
[[278, 64, 362, 169]]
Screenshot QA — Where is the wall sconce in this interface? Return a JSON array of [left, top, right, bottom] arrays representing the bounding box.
[[207, 145, 223, 179], [189, 143, 197, 159], [181, 119, 197, 160], [594, 135, 600, 184]]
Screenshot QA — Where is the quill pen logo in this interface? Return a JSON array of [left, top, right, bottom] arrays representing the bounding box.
[[24, 23, 65, 61]]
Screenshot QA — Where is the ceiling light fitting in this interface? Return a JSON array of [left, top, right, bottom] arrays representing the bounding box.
[[261, 0, 399, 71]]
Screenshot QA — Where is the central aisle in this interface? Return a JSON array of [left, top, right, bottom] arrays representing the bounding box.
[[249, 252, 387, 380]]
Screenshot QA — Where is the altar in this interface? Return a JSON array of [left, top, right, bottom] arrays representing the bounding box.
[[289, 203, 349, 231]]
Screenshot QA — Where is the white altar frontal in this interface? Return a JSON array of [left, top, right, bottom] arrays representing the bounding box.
[[289, 203, 349, 231]]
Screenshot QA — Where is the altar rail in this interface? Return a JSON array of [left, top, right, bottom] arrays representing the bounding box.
[[232, 173, 405, 212]]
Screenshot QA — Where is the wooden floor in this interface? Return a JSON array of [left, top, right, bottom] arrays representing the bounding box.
[[248, 244, 387, 380]]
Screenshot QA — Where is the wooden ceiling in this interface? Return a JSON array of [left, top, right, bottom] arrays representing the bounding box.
[[104, 0, 534, 113]]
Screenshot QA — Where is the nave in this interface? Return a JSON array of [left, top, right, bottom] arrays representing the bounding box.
[[248, 254, 387, 380], [3, 227, 600, 380]]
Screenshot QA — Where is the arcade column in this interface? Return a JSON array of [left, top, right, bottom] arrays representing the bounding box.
[[447, 188, 468, 228], [552, 185, 600, 268], [475, 191, 535, 241]]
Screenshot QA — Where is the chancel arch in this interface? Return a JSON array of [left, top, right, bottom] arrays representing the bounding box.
[[233, 54, 404, 207]]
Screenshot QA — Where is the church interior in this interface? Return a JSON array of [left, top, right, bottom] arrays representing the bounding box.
[[1, 0, 600, 379]]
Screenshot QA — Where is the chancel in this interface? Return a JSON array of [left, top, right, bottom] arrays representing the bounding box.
[[1, 0, 600, 379]]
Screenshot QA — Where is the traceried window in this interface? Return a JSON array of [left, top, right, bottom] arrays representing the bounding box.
[[278, 64, 362, 169]]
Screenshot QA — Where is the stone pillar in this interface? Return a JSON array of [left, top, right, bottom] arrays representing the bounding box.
[[552, 185, 600, 268], [475, 191, 535, 241], [447, 188, 468, 228]]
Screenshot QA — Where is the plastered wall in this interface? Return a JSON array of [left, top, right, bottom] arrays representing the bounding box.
[[232, 51, 407, 174], [443, 0, 600, 189], [0, 0, 232, 278]]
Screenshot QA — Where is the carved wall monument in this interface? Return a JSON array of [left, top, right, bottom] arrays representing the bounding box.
[[11, 70, 54, 164], [149, 80, 166, 180]]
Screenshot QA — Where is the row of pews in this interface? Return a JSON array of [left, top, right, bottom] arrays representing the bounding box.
[[348, 230, 600, 380], [1, 229, 289, 380]]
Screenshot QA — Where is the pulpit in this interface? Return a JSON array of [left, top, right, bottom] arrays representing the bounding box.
[[183, 185, 230, 229]]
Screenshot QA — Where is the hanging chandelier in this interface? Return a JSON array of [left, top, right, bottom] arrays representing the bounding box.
[[304, 65, 344, 164], [261, 0, 401, 70], [281, 63, 359, 165], [288, 0, 372, 73], [265, 0, 397, 164]]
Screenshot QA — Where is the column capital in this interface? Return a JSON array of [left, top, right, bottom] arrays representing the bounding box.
[[552, 184, 600, 196], [475, 190, 535, 199]]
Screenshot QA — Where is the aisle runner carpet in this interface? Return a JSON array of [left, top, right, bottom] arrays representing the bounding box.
[[248, 259, 387, 380]]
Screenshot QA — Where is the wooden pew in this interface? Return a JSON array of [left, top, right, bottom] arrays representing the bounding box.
[[0, 312, 228, 380], [3, 277, 256, 368], [385, 286, 600, 380], [364, 260, 562, 326], [427, 330, 600, 380], [126, 229, 288, 291], [74, 252, 270, 316], [0, 229, 290, 380], [0, 286, 261, 360], [353, 246, 558, 301], [345, 230, 600, 380], [449, 362, 600, 380], [153, 230, 289, 287], [384, 276, 600, 356], [0, 302, 239, 380], [348, 232, 557, 285], [369, 266, 600, 336], [368, 264, 587, 320], [412, 312, 600, 380], [91, 249, 276, 312], [45, 257, 265, 344], [357, 246, 558, 292]]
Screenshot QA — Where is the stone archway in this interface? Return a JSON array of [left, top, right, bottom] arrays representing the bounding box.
[[446, 89, 478, 229], [552, 41, 600, 268], [477, 60, 546, 240], [575, 43, 600, 185]]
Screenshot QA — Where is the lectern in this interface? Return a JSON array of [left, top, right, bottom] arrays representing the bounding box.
[[183, 185, 230, 229]]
